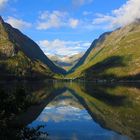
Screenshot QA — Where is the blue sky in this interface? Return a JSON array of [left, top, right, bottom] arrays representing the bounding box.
[[1, 0, 139, 56]]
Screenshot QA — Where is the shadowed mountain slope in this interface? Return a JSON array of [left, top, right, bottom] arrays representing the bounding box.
[[0, 16, 66, 79], [67, 21, 140, 81]]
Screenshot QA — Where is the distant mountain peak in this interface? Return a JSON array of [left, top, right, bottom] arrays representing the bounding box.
[[48, 53, 84, 71]]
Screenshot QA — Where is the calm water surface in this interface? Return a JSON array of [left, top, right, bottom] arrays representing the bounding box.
[[29, 90, 131, 140], [0, 81, 140, 140]]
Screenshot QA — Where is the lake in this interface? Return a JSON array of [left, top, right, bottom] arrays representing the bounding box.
[[0, 81, 140, 140]]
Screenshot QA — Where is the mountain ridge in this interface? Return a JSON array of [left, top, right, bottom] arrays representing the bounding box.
[[48, 53, 84, 71], [68, 31, 112, 73], [0, 16, 66, 79], [67, 21, 140, 81], [1, 15, 140, 81]]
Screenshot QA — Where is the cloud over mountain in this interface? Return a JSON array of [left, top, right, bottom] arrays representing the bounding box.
[[93, 0, 140, 29], [6, 16, 32, 29], [38, 39, 91, 56]]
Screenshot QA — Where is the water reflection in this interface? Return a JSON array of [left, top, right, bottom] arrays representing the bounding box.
[[66, 83, 140, 140], [29, 90, 131, 140], [0, 81, 140, 140], [0, 81, 54, 140], [37, 91, 87, 122]]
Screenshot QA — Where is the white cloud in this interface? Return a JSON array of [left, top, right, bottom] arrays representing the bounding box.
[[37, 11, 67, 30], [38, 39, 91, 56], [72, 0, 93, 7], [37, 10, 79, 30], [38, 105, 91, 122], [0, 0, 8, 9], [93, 0, 140, 29], [6, 16, 32, 29], [69, 18, 79, 28]]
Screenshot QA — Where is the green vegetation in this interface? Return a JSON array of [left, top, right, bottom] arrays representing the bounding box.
[[0, 81, 54, 140], [1, 16, 140, 81], [0, 80, 140, 139], [1, 15, 140, 81], [65, 82, 140, 139], [0, 17, 65, 80], [0, 51, 54, 79], [66, 22, 140, 81]]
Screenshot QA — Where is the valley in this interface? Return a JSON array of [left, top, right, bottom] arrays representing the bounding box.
[[1, 1, 140, 140], [0, 16, 140, 82]]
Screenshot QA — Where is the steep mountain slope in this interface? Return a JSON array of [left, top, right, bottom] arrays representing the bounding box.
[[68, 32, 111, 73], [0, 16, 65, 79], [48, 53, 84, 70], [67, 21, 140, 81]]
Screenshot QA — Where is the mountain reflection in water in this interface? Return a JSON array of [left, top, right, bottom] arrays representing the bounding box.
[[29, 90, 130, 140], [0, 81, 140, 140]]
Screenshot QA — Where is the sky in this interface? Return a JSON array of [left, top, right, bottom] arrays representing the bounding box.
[[1, 0, 140, 56]]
